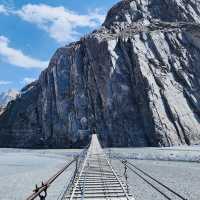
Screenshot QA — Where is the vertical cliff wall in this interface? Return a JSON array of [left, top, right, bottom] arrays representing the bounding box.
[[0, 0, 200, 148]]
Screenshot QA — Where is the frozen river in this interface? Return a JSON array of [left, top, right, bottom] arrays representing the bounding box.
[[0, 147, 200, 200]]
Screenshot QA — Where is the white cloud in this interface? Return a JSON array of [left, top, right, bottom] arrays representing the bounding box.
[[0, 80, 11, 85], [15, 4, 105, 43], [0, 35, 48, 69], [21, 77, 36, 85], [0, 5, 8, 14]]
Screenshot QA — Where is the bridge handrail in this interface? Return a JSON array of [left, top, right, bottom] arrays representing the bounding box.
[[25, 158, 77, 200], [25, 136, 91, 200]]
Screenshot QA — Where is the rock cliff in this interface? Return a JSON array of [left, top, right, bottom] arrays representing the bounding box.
[[1, 0, 200, 148]]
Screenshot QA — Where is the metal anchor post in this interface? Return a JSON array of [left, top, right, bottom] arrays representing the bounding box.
[[122, 160, 129, 194]]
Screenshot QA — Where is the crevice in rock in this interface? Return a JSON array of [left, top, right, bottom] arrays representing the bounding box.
[[124, 39, 157, 146], [160, 91, 185, 144], [176, 113, 191, 145], [183, 89, 200, 123], [147, 64, 173, 146], [169, 61, 190, 89]]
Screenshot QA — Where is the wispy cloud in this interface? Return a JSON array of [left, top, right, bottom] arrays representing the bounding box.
[[0, 80, 12, 85], [15, 4, 105, 43], [0, 4, 105, 69], [21, 77, 36, 85], [0, 4, 8, 14], [0, 35, 48, 69], [0, 3, 105, 43]]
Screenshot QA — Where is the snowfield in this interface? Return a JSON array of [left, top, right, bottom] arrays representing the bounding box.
[[0, 146, 200, 200]]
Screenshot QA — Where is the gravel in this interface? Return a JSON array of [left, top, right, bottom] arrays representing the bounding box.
[[110, 146, 200, 200], [0, 147, 200, 200], [0, 149, 79, 200], [112, 159, 200, 200]]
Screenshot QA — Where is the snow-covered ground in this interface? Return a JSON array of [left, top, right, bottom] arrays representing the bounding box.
[[0, 146, 200, 200]]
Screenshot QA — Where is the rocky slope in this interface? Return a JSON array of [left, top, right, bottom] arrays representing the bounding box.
[[1, 0, 200, 148]]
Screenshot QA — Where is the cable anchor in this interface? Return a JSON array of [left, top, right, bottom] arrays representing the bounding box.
[[38, 182, 47, 200], [122, 159, 129, 194]]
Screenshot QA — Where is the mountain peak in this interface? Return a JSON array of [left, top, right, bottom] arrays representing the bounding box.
[[103, 0, 200, 27], [0, 89, 19, 108]]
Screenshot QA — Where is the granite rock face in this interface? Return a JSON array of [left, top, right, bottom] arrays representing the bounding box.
[[1, 0, 200, 148]]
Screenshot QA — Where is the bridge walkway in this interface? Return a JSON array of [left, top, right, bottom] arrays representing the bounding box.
[[62, 134, 134, 200]]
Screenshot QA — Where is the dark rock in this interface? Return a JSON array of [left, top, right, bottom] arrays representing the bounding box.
[[1, 0, 200, 148]]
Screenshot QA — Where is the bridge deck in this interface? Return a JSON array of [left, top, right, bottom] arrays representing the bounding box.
[[63, 134, 134, 200]]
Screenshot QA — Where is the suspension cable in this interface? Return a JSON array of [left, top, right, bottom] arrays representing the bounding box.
[[115, 155, 188, 200], [126, 161, 188, 200], [126, 164, 172, 200], [26, 158, 77, 200], [26, 139, 91, 200]]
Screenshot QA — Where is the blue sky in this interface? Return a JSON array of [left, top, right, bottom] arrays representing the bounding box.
[[0, 0, 118, 93]]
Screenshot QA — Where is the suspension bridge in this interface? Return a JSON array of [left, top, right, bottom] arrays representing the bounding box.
[[26, 134, 133, 200], [26, 133, 188, 200], [62, 134, 133, 199]]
